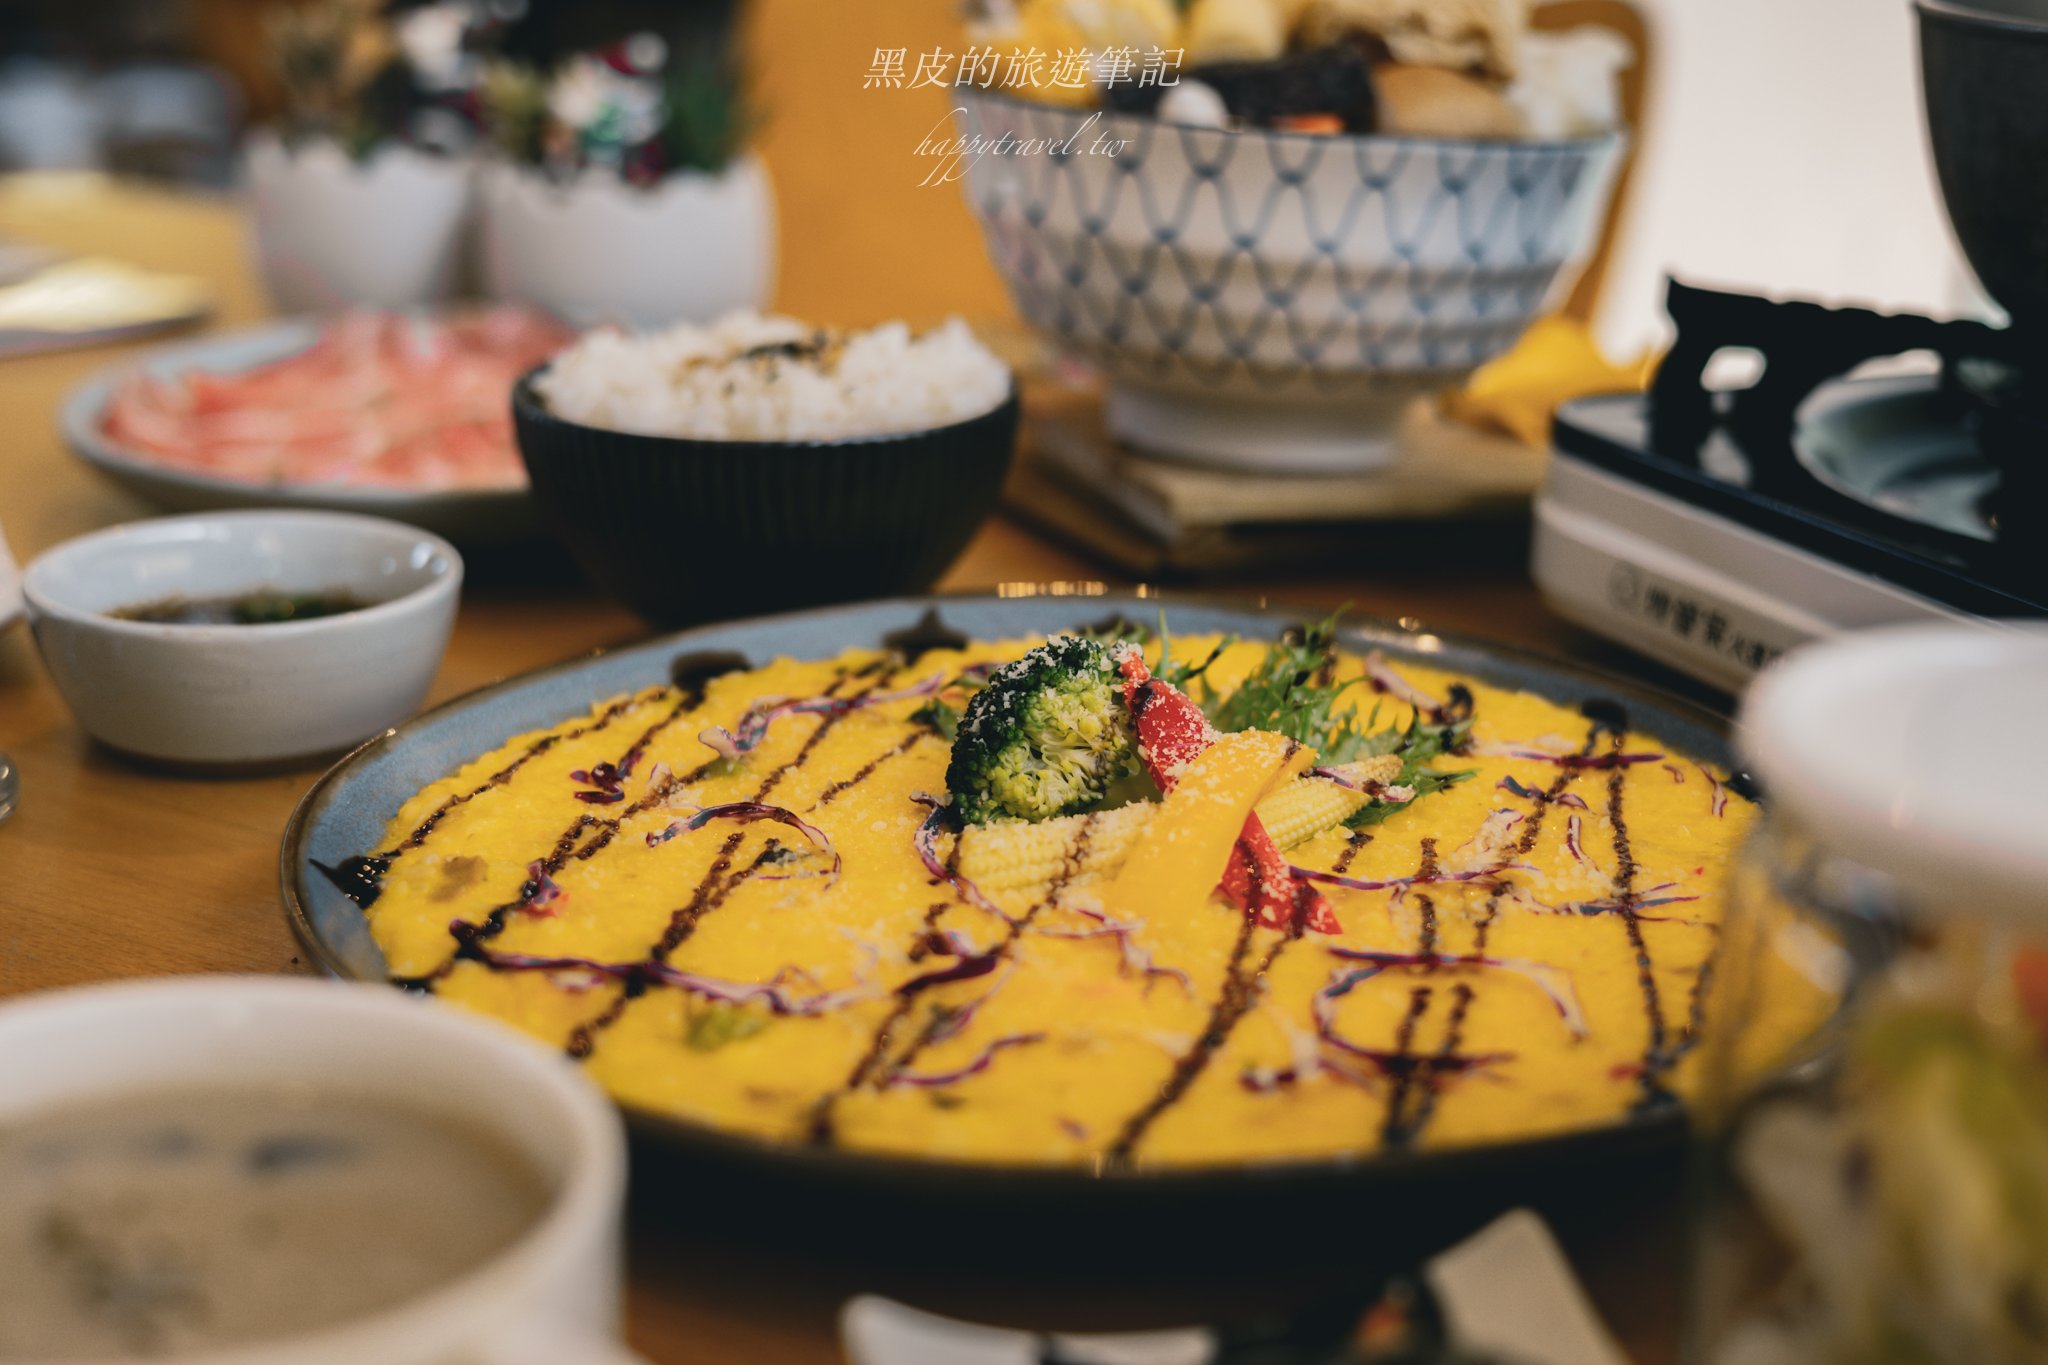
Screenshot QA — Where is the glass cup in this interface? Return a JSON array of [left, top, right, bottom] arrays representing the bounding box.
[[1689, 817, 2048, 1365]]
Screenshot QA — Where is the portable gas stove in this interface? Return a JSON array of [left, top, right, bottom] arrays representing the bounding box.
[[1538, 0, 2048, 694], [1532, 279, 2048, 692]]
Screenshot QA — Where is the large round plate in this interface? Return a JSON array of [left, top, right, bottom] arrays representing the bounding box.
[[281, 592, 1741, 1265], [61, 321, 542, 547]]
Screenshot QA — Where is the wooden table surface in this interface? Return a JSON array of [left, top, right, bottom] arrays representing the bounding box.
[[0, 176, 1694, 1365]]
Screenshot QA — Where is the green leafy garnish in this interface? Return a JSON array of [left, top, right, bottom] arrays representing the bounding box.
[[1207, 613, 1367, 756], [1197, 612, 1476, 821], [1077, 615, 1151, 646], [1346, 708, 1476, 828], [1155, 611, 1233, 694], [910, 698, 961, 741], [685, 1002, 772, 1052]]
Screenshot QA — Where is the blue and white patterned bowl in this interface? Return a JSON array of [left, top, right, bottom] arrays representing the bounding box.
[[955, 91, 1625, 471]]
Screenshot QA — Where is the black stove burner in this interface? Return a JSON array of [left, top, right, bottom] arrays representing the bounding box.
[[1553, 279, 2048, 616]]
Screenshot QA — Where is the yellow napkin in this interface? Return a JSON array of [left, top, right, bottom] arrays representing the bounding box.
[[1442, 315, 1653, 449]]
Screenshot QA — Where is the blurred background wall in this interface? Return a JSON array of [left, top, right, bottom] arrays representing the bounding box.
[[1597, 0, 1983, 354]]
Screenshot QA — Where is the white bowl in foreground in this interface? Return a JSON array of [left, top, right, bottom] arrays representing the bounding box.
[[956, 90, 1625, 472], [24, 510, 461, 766], [0, 976, 640, 1365]]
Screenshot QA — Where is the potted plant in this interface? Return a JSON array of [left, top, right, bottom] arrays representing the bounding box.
[[476, 36, 773, 329], [244, 0, 488, 312]]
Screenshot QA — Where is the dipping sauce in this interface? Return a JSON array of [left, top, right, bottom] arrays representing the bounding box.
[[0, 1089, 549, 1360], [108, 590, 371, 627]]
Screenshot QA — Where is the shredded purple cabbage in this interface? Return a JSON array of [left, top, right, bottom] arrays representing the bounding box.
[[517, 860, 567, 916], [698, 672, 954, 762], [1312, 765, 1416, 805], [1497, 774, 1591, 811], [1361, 651, 1442, 717], [463, 943, 871, 1016], [569, 761, 628, 804], [1472, 742, 1665, 770], [1038, 908, 1193, 996], [1499, 880, 1702, 921], [1289, 862, 1522, 895], [895, 950, 1001, 997], [882, 1033, 1046, 1089], [1699, 764, 1727, 817], [644, 801, 841, 884], [909, 794, 1013, 925], [1325, 946, 1588, 1039], [1313, 968, 1515, 1076], [1564, 813, 1588, 866]]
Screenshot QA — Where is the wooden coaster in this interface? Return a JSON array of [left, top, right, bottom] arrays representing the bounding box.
[[1005, 384, 1544, 576]]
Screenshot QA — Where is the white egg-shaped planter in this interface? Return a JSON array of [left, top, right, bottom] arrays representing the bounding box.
[[477, 156, 776, 329], [244, 133, 473, 312]]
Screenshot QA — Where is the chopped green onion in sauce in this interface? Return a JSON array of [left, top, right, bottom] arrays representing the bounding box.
[[109, 590, 373, 626]]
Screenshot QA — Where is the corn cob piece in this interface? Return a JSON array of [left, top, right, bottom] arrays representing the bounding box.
[[957, 754, 1404, 891], [956, 801, 1156, 891]]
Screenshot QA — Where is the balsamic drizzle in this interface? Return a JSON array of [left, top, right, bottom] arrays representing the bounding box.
[[356, 642, 1741, 1161], [1107, 911, 1261, 1165], [654, 832, 749, 961], [1105, 848, 1334, 1165], [879, 817, 1097, 1078], [668, 651, 751, 702], [809, 818, 1100, 1146], [652, 672, 890, 961], [312, 689, 669, 923], [566, 668, 896, 1061], [566, 987, 640, 1060], [879, 608, 969, 662], [1407, 982, 1478, 1138], [1377, 838, 1441, 1149], [1470, 722, 1603, 955], [904, 902, 953, 963], [1413, 837, 1440, 955], [1379, 986, 1438, 1148], [311, 854, 390, 909], [807, 897, 956, 1141], [1331, 830, 1373, 877], [397, 664, 867, 1009], [812, 732, 928, 809], [396, 691, 651, 857], [1603, 736, 1677, 1113]]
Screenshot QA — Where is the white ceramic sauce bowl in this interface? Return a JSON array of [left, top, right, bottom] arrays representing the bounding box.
[[23, 510, 461, 766], [0, 976, 641, 1365]]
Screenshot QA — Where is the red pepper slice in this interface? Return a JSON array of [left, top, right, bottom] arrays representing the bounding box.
[[1117, 653, 1340, 935]]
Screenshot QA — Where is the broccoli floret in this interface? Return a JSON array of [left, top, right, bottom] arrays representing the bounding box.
[[945, 636, 1136, 824]]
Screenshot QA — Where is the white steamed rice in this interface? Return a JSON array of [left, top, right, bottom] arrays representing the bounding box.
[[534, 311, 1011, 441]]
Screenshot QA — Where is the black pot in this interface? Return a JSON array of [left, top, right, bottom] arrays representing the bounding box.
[[512, 373, 1020, 627], [1919, 0, 2048, 335]]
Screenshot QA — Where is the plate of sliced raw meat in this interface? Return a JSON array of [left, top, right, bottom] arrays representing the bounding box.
[[62, 308, 573, 545]]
